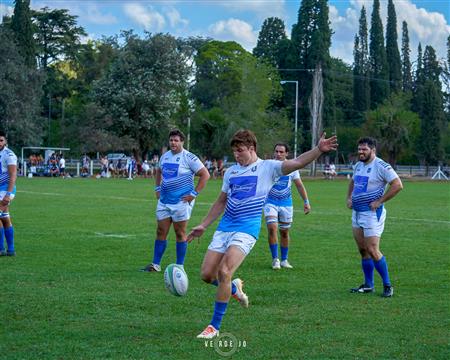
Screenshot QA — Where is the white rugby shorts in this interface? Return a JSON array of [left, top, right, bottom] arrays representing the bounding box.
[[208, 231, 257, 256], [156, 199, 195, 222], [264, 203, 293, 224], [352, 208, 386, 238]]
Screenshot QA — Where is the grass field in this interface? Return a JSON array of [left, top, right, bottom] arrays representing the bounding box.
[[1, 177, 449, 359]]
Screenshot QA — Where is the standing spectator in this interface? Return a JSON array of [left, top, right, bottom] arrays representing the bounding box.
[[126, 156, 136, 180], [100, 156, 109, 178], [81, 154, 90, 177], [0, 130, 18, 257], [329, 162, 337, 179], [142, 160, 151, 178], [59, 155, 66, 177]]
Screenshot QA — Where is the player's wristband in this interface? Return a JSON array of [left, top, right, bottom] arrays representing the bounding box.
[[190, 190, 199, 197], [154, 186, 161, 192], [304, 199, 310, 205], [5, 192, 12, 196]]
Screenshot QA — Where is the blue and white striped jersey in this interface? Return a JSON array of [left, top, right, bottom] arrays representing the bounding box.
[[217, 159, 283, 239], [159, 149, 205, 204], [352, 157, 398, 212], [266, 170, 300, 207], [0, 147, 17, 191]]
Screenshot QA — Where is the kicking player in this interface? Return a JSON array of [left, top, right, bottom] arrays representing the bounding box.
[[0, 130, 17, 257], [347, 137, 403, 297], [264, 143, 311, 270], [142, 129, 210, 272], [187, 129, 337, 338]]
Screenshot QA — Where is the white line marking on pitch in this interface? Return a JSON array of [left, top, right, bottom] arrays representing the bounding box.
[[18, 190, 63, 196], [17, 191, 450, 225], [94, 232, 136, 238]]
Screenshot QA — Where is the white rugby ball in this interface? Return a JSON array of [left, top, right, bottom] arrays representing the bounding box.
[[164, 264, 188, 296]]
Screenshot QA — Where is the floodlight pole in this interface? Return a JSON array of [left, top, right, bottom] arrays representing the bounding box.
[[280, 80, 299, 157]]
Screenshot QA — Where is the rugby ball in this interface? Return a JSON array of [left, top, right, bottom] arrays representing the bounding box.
[[164, 264, 189, 296]]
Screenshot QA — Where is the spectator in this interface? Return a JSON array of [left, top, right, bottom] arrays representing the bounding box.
[[142, 160, 152, 178], [59, 155, 66, 177], [81, 154, 90, 177]]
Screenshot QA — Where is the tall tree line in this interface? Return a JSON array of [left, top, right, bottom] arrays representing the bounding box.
[[1, 0, 448, 166]]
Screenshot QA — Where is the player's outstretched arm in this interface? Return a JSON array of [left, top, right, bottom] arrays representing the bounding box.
[[187, 192, 228, 243], [281, 133, 338, 175]]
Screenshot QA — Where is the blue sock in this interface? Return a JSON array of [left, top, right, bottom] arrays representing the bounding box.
[[152, 239, 167, 265], [281, 246, 288, 261], [361, 258, 375, 288], [176, 241, 188, 265], [210, 280, 237, 295], [0, 228, 4, 252], [269, 243, 278, 259], [210, 301, 228, 330], [4, 226, 14, 252], [374, 256, 391, 286]]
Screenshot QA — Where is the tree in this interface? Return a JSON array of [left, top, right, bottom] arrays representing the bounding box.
[[417, 80, 445, 169], [10, 0, 35, 67], [193, 40, 249, 109], [32, 7, 87, 70], [353, 6, 370, 116], [0, 27, 43, 148], [191, 40, 289, 157], [414, 46, 445, 170], [253, 17, 287, 67], [444, 35, 450, 113], [364, 93, 419, 165], [369, 0, 389, 108], [291, 0, 335, 149], [93, 32, 192, 160], [331, 58, 354, 125], [401, 21, 412, 92], [386, 0, 402, 93], [58, 39, 120, 151]]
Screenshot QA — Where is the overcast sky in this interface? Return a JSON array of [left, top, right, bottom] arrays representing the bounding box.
[[1, 0, 449, 64]]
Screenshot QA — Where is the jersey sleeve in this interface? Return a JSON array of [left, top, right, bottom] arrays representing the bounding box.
[[271, 160, 283, 179], [378, 160, 399, 183], [6, 151, 17, 166], [186, 152, 205, 174], [291, 170, 301, 180], [221, 167, 232, 193]]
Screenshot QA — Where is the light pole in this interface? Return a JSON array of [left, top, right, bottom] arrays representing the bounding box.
[[280, 80, 299, 157]]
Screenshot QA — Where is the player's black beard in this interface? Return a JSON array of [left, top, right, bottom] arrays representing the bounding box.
[[360, 154, 370, 163]]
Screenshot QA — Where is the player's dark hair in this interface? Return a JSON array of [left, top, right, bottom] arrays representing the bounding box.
[[169, 129, 185, 141], [230, 129, 257, 151], [0, 130, 6, 138], [357, 137, 377, 149], [274, 143, 289, 153]]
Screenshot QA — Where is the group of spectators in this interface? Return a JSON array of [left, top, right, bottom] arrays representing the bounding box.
[[28, 152, 66, 177], [26, 151, 228, 179], [98, 154, 160, 179], [203, 158, 225, 179]]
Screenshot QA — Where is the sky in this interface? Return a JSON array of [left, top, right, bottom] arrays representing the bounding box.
[[1, 0, 449, 64]]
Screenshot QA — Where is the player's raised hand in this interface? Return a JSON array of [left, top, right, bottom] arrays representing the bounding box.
[[318, 132, 338, 153], [187, 224, 206, 243]]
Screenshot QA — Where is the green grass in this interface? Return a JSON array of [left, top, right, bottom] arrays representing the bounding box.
[[1, 177, 449, 359]]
